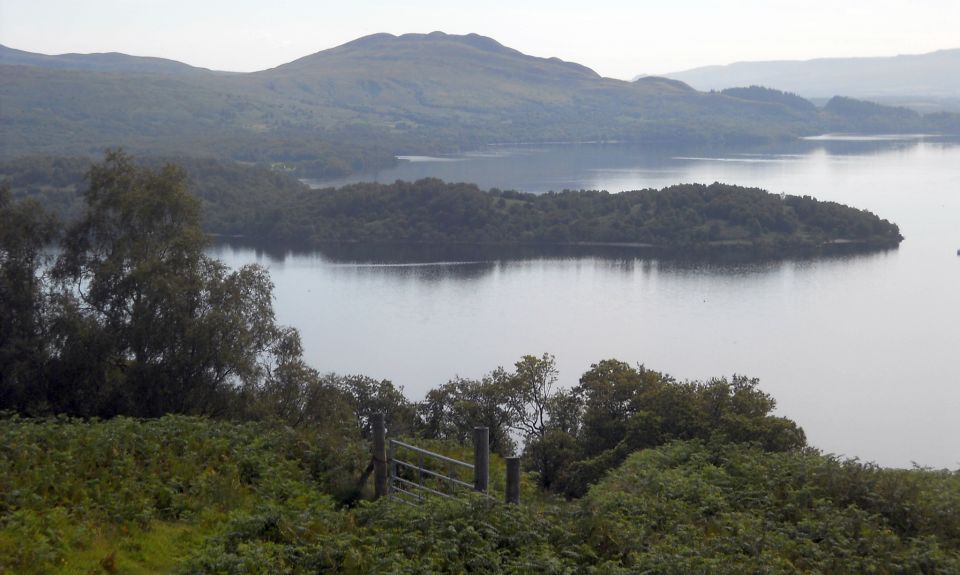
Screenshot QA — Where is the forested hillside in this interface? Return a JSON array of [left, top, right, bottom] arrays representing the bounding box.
[[3, 33, 957, 175]]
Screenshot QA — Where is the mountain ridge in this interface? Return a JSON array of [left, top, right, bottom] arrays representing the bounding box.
[[1, 33, 956, 173], [661, 48, 960, 111], [0, 43, 224, 76]]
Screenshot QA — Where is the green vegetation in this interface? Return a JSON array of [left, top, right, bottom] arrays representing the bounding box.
[[3, 33, 958, 175], [823, 97, 938, 133], [278, 179, 902, 250], [3, 416, 958, 574], [0, 155, 312, 235], [2, 152, 306, 418], [720, 86, 818, 112], [2, 154, 903, 253], [2, 152, 953, 573], [0, 416, 361, 574]]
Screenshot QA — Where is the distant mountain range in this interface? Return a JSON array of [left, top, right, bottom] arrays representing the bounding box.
[[661, 49, 960, 113], [2, 33, 958, 175], [0, 44, 222, 76]]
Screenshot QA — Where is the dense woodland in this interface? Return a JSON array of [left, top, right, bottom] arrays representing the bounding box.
[[1, 153, 956, 573], [278, 179, 902, 249], [2, 153, 903, 252]]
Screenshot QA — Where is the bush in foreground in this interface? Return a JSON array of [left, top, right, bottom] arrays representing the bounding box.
[[3, 416, 959, 574]]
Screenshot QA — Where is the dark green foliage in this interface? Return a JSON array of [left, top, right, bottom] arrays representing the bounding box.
[[0, 185, 57, 414], [0, 415, 366, 573], [415, 355, 805, 497], [2, 156, 905, 251], [183, 495, 587, 574], [417, 354, 565, 458], [0, 152, 344, 422], [332, 373, 418, 439], [583, 441, 960, 573], [0, 155, 313, 238], [550, 361, 806, 497], [279, 179, 903, 250], [8, 416, 953, 573], [45, 152, 291, 417], [419, 373, 518, 456]]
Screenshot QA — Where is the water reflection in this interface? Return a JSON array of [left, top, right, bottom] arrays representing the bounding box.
[[305, 137, 959, 193], [213, 139, 960, 469], [210, 240, 899, 284]]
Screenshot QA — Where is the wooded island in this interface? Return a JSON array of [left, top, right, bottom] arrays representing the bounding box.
[[2, 155, 903, 253]]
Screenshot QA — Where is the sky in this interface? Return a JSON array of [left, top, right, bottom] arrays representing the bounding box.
[[1, 0, 958, 79]]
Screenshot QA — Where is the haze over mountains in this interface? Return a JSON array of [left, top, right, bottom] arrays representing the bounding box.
[[0, 44, 222, 76], [662, 49, 960, 113], [2, 33, 958, 175]]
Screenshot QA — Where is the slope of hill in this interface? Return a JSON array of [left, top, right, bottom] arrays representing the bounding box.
[[719, 86, 817, 112], [0, 43, 220, 76], [663, 49, 960, 111], [1, 33, 956, 173]]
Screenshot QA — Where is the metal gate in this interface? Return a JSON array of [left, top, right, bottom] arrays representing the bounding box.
[[370, 414, 519, 505], [388, 439, 477, 505]]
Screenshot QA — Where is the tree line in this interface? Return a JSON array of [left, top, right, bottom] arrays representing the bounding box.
[[3, 152, 802, 498], [277, 178, 902, 249], [2, 154, 903, 253]]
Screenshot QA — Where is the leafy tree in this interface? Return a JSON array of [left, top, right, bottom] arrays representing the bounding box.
[[249, 328, 355, 430], [557, 361, 806, 496], [0, 185, 56, 413], [45, 151, 291, 417], [502, 353, 558, 441], [332, 374, 417, 439], [575, 359, 669, 456], [696, 374, 807, 451], [418, 373, 516, 455]]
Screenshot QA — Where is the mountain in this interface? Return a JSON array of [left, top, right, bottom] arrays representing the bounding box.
[[663, 49, 960, 112], [1, 33, 956, 174], [0, 43, 221, 76]]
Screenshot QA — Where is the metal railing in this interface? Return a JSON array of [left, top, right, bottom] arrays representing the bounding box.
[[370, 414, 518, 505], [388, 438, 476, 504]]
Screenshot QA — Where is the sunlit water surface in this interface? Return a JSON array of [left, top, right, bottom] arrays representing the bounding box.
[[213, 137, 960, 469]]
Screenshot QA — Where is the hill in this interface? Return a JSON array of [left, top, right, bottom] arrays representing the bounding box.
[[0, 43, 220, 76], [664, 48, 960, 112], [3, 33, 955, 174]]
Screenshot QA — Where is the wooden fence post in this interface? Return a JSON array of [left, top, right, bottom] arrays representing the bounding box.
[[473, 426, 489, 493], [373, 413, 387, 500], [505, 457, 520, 505]]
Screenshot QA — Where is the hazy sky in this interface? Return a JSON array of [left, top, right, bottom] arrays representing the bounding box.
[[1, 0, 958, 79]]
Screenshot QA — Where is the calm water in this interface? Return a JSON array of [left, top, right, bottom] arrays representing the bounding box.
[[214, 136, 960, 469]]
